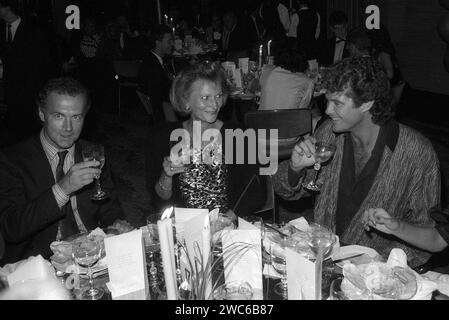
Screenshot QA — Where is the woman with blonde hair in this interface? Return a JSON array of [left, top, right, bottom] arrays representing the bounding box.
[[145, 61, 265, 215]]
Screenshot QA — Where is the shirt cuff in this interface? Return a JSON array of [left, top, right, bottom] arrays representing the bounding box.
[[288, 163, 306, 191], [52, 184, 70, 208]]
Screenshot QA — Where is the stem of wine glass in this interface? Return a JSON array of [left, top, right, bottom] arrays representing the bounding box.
[[95, 177, 101, 194], [311, 166, 320, 185], [315, 245, 323, 300], [88, 265, 94, 294]]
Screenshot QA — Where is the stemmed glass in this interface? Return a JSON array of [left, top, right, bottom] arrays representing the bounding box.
[[143, 216, 162, 298], [307, 224, 337, 300], [268, 224, 295, 299], [302, 141, 337, 192], [82, 143, 109, 200], [72, 237, 104, 300]]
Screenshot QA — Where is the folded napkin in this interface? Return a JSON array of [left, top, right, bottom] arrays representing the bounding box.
[[341, 248, 438, 300], [422, 271, 449, 297], [1, 255, 55, 287]]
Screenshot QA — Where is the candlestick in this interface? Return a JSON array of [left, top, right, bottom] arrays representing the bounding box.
[[172, 27, 176, 36], [258, 45, 263, 69], [164, 14, 168, 26], [267, 40, 272, 57], [170, 17, 174, 26]]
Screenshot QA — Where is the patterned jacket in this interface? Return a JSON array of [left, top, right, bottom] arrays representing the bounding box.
[[273, 119, 441, 267]]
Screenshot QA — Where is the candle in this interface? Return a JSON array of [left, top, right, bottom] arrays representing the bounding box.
[[164, 14, 168, 25], [267, 40, 272, 57], [170, 17, 174, 26], [172, 27, 176, 36], [158, 219, 177, 300], [258, 45, 263, 69]]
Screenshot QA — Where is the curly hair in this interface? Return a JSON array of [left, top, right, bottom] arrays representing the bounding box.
[[320, 56, 394, 125], [36, 77, 91, 112], [170, 61, 230, 115]]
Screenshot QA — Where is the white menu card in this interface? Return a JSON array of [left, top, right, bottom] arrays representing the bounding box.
[[222, 229, 263, 299], [105, 229, 149, 300]]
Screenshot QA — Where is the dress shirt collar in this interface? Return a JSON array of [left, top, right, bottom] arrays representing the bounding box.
[[7, 17, 21, 41], [40, 129, 75, 163], [151, 51, 164, 67]]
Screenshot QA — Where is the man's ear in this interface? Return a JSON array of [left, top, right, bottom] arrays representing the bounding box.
[[38, 108, 45, 122], [360, 100, 374, 113]]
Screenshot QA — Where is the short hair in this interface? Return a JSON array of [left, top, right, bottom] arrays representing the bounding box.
[[275, 46, 308, 73], [320, 57, 393, 125], [170, 61, 230, 115], [149, 24, 172, 49], [329, 10, 348, 27], [346, 29, 372, 53], [36, 77, 91, 112], [0, 0, 19, 14]]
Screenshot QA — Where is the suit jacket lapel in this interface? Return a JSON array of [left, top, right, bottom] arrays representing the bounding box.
[[29, 135, 55, 189]]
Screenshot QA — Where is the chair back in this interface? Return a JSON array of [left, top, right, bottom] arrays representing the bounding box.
[[113, 60, 143, 79], [245, 109, 312, 160], [136, 90, 153, 116]]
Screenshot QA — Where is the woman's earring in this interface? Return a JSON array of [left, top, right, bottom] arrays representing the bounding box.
[[185, 105, 190, 111]]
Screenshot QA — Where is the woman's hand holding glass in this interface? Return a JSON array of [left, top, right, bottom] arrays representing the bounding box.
[[162, 156, 187, 178]]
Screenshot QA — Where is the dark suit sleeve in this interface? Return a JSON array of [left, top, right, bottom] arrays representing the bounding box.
[[145, 123, 173, 211], [0, 157, 63, 244]]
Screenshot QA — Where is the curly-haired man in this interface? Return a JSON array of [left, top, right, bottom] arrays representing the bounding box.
[[273, 56, 441, 268]]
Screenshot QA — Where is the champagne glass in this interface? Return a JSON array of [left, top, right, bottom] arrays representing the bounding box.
[[307, 224, 337, 300], [303, 141, 336, 192], [72, 237, 104, 300], [82, 143, 109, 200]]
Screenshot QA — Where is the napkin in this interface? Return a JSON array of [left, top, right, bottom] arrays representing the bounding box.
[[286, 248, 315, 300], [331, 245, 379, 264], [288, 217, 309, 232], [422, 271, 449, 297], [6, 255, 56, 288], [341, 248, 438, 300]]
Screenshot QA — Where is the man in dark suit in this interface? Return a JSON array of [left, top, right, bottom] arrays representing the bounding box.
[[296, 0, 319, 60], [0, 77, 124, 266], [320, 10, 349, 67], [138, 25, 175, 122], [0, 0, 52, 141], [222, 11, 250, 63]]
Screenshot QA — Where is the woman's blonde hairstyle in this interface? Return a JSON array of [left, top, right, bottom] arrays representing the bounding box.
[[169, 61, 230, 115]]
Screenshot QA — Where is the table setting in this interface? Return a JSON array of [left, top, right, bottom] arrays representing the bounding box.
[[1, 211, 449, 301]]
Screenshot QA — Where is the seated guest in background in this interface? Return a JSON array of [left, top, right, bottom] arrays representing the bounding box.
[[363, 208, 448, 253], [138, 24, 175, 122], [0, 77, 124, 266], [259, 46, 314, 110], [369, 25, 405, 108], [295, 0, 320, 60], [145, 61, 265, 216], [96, 20, 123, 62], [346, 29, 372, 58], [178, 18, 200, 40], [222, 11, 250, 63], [321, 10, 349, 66], [273, 57, 440, 267]]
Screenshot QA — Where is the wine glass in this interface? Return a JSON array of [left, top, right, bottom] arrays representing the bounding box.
[[307, 224, 337, 300], [82, 143, 109, 200], [143, 216, 161, 297], [302, 141, 337, 192], [269, 225, 296, 299], [72, 237, 104, 300], [328, 276, 348, 300]]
